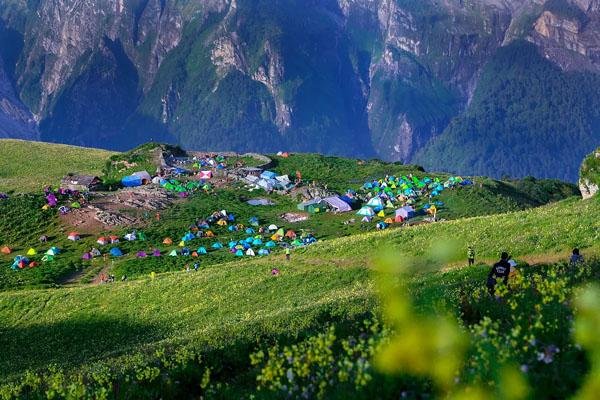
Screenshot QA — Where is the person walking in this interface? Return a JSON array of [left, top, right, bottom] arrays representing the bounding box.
[[487, 252, 511, 296], [467, 246, 475, 266], [570, 248, 584, 266]]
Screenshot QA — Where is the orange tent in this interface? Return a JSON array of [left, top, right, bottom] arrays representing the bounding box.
[[205, 231, 215, 238], [1, 246, 12, 255], [384, 218, 394, 224], [163, 237, 173, 245], [285, 230, 297, 239]]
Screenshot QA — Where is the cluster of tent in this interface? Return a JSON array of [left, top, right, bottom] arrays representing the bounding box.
[[158, 211, 317, 259], [245, 170, 295, 192], [353, 175, 471, 226], [42, 188, 86, 214], [8, 246, 62, 269], [159, 179, 211, 196]]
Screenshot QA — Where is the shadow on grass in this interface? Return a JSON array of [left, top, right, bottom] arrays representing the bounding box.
[[0, 316, 167, 379]]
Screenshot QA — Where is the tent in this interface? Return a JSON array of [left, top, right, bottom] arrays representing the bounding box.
[[248, 217, 260, 226], [361, 216, 372, 222], [1, 246, 11, 255], [384, 218, 394, 224], [246, 248, 255, 256], [152, 249, 161, 257], [26, 248, 37, 256], [366, 197, 384, 210], [258, 249, 270, 256], [182, 232, 195, 242], [124, 233, 137, 241], [285, 230, 297, 239], [245, 228, 255, 234], [178, 241, 186, 247], [212, 242, 223, 249], [91, 248, 101, 257], [199, 171, 212, 179], [82, 252, 92, 260], [357, 207, 375, 217], [163, 238, 173, 245], [271, 234, 282, 241], [376, 222, 388, 230], [39, 235, 48, 243], [97, 237, 108, 245], [42, 255, 54, 262], [217, 219, 227, 226], [252, 238, 263, 246], [235, 249, 244, 257], [265, 241, 276, 248], [169, 249, 178, 257], [395, 206, 415, 220], [67, 232, 80, 241], [268, 224, 278, 232], [132, 171, 152, 184], [109, 236, 120, 244], [121, 175, 143, 187], [197, 247, 207, 254], [46, 247, 60, 256], [276, 228, 285, 237], [137, 251, 147, 258], [323, 196, 352, 213], [260, 171, 277, 180], [110, 248, 123, 257], [377, 210, 385, 217]]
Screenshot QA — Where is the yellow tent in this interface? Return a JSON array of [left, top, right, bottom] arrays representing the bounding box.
[[384, 218, 394, 224], [27, 248, 37, 256], [42, 204, 50, 211], [377, 210, 385, 217], [178, 241, 186, 247], [217, 219, 227, 226]]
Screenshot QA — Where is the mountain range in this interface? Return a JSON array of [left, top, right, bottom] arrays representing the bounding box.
[[1, 0, 599, 181]]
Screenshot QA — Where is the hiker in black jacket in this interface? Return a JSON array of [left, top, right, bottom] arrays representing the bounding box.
[[487, 252, 511, 296]]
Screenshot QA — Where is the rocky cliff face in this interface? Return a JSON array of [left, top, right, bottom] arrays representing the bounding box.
[[0, 0, 599, 179]]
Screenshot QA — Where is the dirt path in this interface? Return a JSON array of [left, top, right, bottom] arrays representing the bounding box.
[[91, 264, 112, 285]]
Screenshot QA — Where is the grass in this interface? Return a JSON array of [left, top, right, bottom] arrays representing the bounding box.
[[0, 196, 597, 385], [0, 140, 116, 193]]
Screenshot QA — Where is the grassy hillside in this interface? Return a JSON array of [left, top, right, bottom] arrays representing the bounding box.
[[0, 196, 597, 393], [0, 154, 579, 290], [0, 139, 116, 192]]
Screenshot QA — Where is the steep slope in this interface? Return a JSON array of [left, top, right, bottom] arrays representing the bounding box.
[[414, 41, 600, 181], [0, 22, 37, 139]]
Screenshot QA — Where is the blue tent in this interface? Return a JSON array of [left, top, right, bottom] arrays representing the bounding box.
[[252, 238, 263, 246], [260, 171, 277, 180], [110, 248, 123, 257], [228, 225, 237, 232], [228, 241, 238, 248], [248, 217, 259, 226], [235, 249, 244, 257], [197, 247, 207, 254], [258, 249, 270, 256], [181, 232, 195, 242], [265, 241, 276, 248], [121, 175, 142, 187], [245, 228, 255, 234], [212, 242, 223, 249]]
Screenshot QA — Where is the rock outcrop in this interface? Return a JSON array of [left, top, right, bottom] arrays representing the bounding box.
[[580, 149, 600, 199]]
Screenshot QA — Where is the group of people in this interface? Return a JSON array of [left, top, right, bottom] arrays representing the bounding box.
[[466, 246, 585, 296]]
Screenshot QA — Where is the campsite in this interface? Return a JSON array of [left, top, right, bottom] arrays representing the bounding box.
[[0, 140, 598, 399]]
